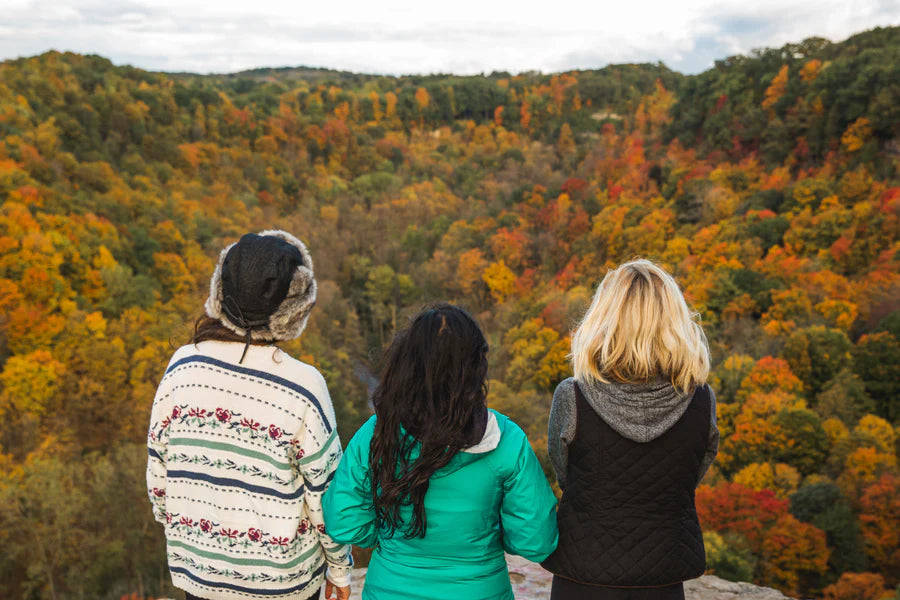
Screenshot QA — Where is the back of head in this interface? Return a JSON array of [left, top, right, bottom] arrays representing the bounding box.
[[571, 259, 709, 394], [195, 230, 317, 362], [370, 303, 489, 538]]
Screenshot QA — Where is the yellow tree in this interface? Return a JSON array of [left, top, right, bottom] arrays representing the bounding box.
[[385, 91, 398, 120], [557, 123, 575, 160], [456, 248, 489, 300], [414, 87, 430, 126], [733, 462, 801, 499], [368, 90, 383, 123], [762, 65, 789, 112], [482, 260, 516, 304], [841, 117, 872, 153], [0, 350, 66, 457], [504, 318, 569, 391]]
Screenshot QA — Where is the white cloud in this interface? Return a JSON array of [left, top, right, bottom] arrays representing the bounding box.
[[0, 0, 897, 74]]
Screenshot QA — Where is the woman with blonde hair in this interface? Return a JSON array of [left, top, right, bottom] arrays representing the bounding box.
[[542, 259, 718, 600]]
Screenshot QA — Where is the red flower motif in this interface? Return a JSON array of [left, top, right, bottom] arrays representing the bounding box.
[[219, 527, 240, 539], [180, 517, 194, 527], [188, 407, 207, 418], [165, 513, 173, 524], [152, 487, 166, 497], [160, 417, 170, 429], [248, 528, 262, 542], [200, 519, 212, 532], [171, 407, 181, 418], [317, 524, 326, 534], [268, 424, 283, 439], [269, 536, 290, 546], [295, 449, 305, 460], [241, 418, 260, 431], [215, 408, 231, 422], [298, 519, 309, 534]]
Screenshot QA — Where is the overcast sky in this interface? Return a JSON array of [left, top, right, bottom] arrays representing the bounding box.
[[1, 0, 898, 75]]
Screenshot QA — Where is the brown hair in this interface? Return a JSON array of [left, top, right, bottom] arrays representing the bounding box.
[[190, 315, 275, 346]]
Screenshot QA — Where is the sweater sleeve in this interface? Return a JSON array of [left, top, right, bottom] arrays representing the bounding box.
[[146, 357, 175, 525], [290, 376, 354, 587], [697, 385, 719, 486], [499, 423, 559, 562], [322, 417, 379, 549], [547, 378, 577, 489]]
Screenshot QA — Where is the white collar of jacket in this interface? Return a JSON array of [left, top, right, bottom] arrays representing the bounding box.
[[462, 411, 501, 454]]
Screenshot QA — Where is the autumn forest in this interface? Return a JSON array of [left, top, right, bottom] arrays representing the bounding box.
[[0, 25, 898, 600]]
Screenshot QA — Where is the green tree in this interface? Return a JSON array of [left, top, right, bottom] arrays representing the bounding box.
[[816, 368, 876, 426], [852, 332, 900, 423], [703, 531, 757, 582], [783, 326, 852, 402], [790, 482, 867, 575]]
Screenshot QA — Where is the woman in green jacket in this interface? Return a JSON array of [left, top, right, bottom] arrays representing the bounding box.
[[323, 304, 558, 600]]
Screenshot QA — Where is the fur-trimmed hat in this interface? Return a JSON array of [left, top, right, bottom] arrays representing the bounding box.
[[205, 230, 316, 347]]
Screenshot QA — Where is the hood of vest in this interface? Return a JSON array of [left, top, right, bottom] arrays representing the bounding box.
[[577, 377, 694, 443]]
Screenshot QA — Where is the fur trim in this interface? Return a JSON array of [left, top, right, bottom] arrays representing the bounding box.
[[204, 230, 317, 341]]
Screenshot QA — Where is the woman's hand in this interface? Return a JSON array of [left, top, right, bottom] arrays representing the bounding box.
[[324, 580, 351, 600]]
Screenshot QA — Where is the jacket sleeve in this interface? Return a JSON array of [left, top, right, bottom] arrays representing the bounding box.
[[322, 417, 379, 550], [547, 378, 577, 489], [697, 385, 719, 486], [290, 375, 354, 587], [499, 424, 559, 562]]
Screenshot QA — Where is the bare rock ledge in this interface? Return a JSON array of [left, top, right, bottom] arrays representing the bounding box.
[[159, 556, 792, 599], [159, 557, 793, 599], [342, 554, 793, 599]]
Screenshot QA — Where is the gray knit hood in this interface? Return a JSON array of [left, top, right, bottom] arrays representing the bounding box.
[[577, 376, 694, 442]]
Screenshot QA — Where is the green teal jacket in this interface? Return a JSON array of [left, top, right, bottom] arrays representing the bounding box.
[[322, 410, 558, 600]]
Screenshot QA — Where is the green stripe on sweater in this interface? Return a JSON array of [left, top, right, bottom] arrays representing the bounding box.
[[169, 438, 291, 471], [295, 430, 338, 466], [168, 539, 321, 568]]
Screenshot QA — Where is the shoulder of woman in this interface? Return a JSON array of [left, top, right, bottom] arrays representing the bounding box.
[[163, 344, 200, 373], [695, 382, 716, 403], [274, 351, 323, 380], [347, 414, 378, 445], [553, 377, 576, 399], [488, 411, 532, 454]]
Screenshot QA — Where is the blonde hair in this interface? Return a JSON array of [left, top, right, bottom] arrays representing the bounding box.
[[571, 259, 709, 394]]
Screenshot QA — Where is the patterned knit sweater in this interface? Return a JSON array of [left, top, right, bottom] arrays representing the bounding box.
[[146, 341, 353, 600]]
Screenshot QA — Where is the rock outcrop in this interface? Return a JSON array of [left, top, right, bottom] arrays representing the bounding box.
[[684, 575, 795, 600], [344, 554, 794, 599]]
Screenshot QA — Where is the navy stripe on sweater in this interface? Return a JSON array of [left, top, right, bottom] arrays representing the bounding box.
[[306, 469, 336, 493], [167, 470, 304, 500], [171, 560, 326, 596], [148, 447, 163, 462], [165, 355, 332, 433]]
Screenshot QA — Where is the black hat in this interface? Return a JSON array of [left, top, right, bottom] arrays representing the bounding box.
[[205, 230, 316, 347]]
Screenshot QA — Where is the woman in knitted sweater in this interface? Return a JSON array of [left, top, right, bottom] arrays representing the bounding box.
[[542, 259, 719, 600], [146, 231, 353, 600]]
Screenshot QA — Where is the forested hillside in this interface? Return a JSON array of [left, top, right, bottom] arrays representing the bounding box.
[[0, 26, 898, 599]]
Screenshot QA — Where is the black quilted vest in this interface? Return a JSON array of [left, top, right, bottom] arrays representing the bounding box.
[[543, 382, 710, 587]]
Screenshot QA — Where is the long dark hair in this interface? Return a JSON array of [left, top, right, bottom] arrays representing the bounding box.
[[369, 304, 489, 538]]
